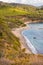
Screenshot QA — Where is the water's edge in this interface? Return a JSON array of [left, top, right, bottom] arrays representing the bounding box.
[[22, 32, 37, 54]]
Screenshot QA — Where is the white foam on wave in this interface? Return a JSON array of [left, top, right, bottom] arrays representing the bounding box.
[[22, 32, 37, 54]]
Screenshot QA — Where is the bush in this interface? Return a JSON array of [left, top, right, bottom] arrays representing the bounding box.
[[0, 52, 2, 58]]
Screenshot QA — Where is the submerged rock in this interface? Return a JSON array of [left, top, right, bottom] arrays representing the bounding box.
[[33, 37, 36, 39]]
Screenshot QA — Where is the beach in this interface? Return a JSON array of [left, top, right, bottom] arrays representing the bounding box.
[[11, 22, 31, 54]]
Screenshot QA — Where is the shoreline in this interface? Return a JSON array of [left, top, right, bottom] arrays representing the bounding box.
[[22, 32, 37, 54], [11, 22, 32, 54]]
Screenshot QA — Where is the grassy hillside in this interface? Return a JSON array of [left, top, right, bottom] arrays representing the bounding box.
[[0, 1, 43, 65], [0, 18, 21, 58], [0, 1, 43, 22]]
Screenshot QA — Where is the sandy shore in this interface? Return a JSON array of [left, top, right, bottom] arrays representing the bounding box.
[[11, 22, 31, 54]]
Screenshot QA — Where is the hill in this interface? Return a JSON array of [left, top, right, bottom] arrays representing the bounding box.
[[0, 1, 43, 24], [0, 1, 43, 65]]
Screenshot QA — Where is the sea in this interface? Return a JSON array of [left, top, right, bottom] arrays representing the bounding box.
[[22, 23, 43, 54]]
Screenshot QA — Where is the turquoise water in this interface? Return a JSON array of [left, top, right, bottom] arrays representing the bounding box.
[[22, 23, 43, 54]]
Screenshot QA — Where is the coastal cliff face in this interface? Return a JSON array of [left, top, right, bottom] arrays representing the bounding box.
[[0, 1, 43, 65]]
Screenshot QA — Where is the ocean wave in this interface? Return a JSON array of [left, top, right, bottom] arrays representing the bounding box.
[[22, 32, 37, 54]]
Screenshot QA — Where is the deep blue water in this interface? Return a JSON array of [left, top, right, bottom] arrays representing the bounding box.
[[22, 23, 43, 54]]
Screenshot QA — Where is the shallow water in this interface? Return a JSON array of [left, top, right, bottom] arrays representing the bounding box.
[[22, 23, 43, 54]]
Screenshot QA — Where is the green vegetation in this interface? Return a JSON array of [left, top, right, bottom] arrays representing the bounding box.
[[0, 2, 43, 24], [0, 1, 43, 65], [0, 19, 21, 58]]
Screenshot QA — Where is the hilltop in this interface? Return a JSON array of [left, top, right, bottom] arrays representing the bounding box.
[[0, 1, 43, 23]]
